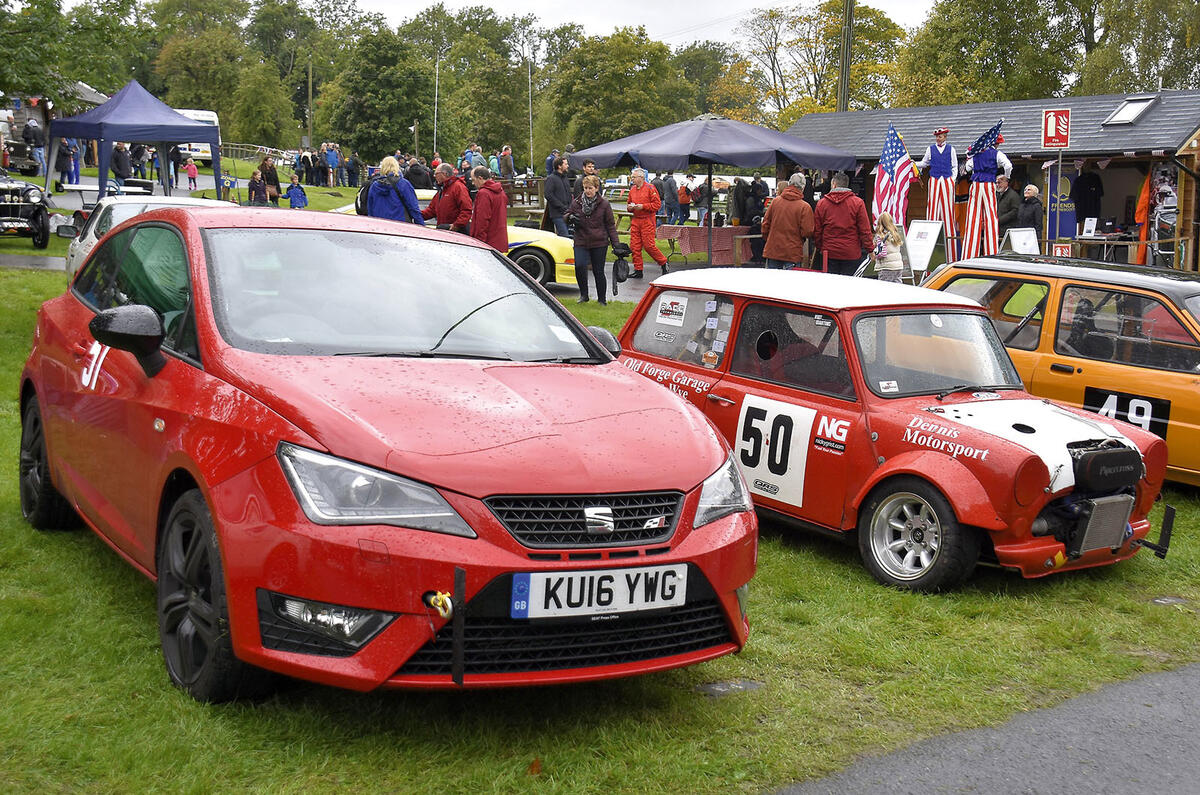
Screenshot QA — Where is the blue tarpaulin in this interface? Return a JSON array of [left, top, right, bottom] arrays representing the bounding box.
[[46, 80, 222, 200]]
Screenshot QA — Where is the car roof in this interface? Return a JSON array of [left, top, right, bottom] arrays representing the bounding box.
[[94, 195, 229, 207], [933, 254, 1200, 303], [652, 268, 981, 311], [137, 206, 492, 248]]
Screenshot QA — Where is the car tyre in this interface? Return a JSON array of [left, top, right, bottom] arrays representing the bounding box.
[[31, 207, 50, 249], [19, 396, 77, 529], [157, 489, 275, 703], [511, 248, 553, 284], [857, 476, 979, 592]]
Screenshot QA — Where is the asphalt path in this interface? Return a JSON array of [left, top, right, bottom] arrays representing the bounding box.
[[778, 662, 1200, 795]]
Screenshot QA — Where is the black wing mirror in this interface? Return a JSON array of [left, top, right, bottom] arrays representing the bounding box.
[[88, 305, 167, 377], [586, 325, 621, 357]]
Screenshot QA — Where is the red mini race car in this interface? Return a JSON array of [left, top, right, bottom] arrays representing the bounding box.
[[18, 208, 757, 702], [618, 269, 1172, 591]]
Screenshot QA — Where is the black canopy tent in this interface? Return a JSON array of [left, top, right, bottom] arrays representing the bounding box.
[[46, 80, 223, 200], [569, 114, 856, 264]]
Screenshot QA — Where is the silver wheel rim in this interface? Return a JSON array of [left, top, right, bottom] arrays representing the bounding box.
[[868, 491, 942, 581], [515, 251, 547, 282]]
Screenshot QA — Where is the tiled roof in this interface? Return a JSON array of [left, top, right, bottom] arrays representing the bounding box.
[[786, 91, 1200, 160]]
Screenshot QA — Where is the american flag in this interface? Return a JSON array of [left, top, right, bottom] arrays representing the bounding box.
[[872, 124, 918, 226], [966, 119, 1004, 157]]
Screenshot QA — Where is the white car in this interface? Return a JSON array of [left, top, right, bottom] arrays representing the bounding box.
[[63, 195, 229, 275]]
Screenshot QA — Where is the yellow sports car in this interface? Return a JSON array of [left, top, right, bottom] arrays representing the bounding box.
[[925, 254, 1200, 486], [337, 199, 574, 285]]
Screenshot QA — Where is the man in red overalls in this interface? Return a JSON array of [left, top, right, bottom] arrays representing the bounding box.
[[627, 168, 669, 278]]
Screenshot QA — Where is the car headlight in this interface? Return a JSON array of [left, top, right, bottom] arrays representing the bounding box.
[[277, 442, 475, 537], [26, 188, 42, 204], [694, 453, 754, 527]]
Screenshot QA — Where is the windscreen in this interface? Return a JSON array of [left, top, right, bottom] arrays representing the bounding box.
[[203, 228, 597, 362], [853, 310, 1022, 397]]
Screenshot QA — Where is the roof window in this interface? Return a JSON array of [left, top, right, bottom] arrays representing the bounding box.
[[1103, 94, 1158, 125]]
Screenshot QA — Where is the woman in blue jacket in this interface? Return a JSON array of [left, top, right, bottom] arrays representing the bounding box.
[[367, 156, 425, 224]]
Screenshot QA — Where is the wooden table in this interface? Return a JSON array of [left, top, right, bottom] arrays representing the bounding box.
[[656, 224, 751, 266]]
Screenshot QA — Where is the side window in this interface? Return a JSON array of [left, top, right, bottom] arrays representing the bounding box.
[[73, 229, 133, 310], [117, 225, 197, 359], [631, 290, 735, 369], [731, 303, 854, 398], [941, 275, 1049, 351], [93, 205, 115, 237], [1056, 285, 1200, 371]]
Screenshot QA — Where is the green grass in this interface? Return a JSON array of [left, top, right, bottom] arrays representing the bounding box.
[[0, 209, 72, 258], [3, 267, 1200, 791]]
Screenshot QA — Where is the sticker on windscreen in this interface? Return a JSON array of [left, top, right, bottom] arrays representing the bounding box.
[[930, 314, 943, 328], [549, 326, 576, 342], [656, 296, 688, 327], [879, 380, 899, 393]]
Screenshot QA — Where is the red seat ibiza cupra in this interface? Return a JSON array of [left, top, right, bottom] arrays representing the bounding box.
[[19, 208, 757, 702]]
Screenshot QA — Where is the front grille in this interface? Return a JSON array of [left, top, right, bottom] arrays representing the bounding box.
[[0, 188, 25, 220], [1078, 494, 1135, 553], [485, 491, 683, 548], [397, 599, 731, 676]]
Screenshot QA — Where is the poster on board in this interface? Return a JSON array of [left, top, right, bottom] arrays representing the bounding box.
[[1001, 228, 1040, 255], [905, 219, 943, 274]]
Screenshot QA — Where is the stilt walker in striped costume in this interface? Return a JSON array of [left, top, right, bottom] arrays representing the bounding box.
[[915, 127, 959, 260], [961, 121, 1012, 259]]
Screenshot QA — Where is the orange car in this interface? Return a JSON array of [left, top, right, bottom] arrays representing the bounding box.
[[925, 254, 1200, 485]]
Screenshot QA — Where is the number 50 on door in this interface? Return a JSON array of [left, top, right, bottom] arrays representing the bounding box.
[[736, 394, 816, 508]]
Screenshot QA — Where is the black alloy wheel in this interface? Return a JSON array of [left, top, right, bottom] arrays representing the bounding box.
[[157, 489, 274, 703], [18, 396, 76, 529]]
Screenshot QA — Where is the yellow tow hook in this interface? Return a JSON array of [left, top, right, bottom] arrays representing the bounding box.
[[424, 591, 454, 620]]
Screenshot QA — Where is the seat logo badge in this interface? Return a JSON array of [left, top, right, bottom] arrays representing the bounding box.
[[584, 506, 615, 533]]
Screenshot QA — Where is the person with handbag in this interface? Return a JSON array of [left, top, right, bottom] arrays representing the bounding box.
[[259, 156, 282, 206], [566, 174, 622, 305]]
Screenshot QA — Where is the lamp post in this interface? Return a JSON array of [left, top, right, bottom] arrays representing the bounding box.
[[433, 56, 439, 156]]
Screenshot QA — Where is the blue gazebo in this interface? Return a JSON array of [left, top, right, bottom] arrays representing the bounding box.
[[45, 80, 223, 200]]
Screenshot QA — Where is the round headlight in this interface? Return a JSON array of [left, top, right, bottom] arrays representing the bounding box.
[[27, 189, 43, 204]]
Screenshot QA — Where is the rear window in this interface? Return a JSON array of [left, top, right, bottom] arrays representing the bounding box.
[[630, 290, 735, 369]]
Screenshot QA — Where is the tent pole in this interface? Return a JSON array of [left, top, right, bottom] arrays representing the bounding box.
[[706, 163, 713, 267], [159, 142, 170, 197], [44, 138, 59, 195]]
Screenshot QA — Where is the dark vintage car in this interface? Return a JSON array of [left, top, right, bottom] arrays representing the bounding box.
[[925, 254, 1200, 486], [0, 168, 50, 248], [3, 137, 40, 177]]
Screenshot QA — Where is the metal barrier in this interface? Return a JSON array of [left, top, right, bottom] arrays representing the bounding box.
[[219, 143, 292, 167]]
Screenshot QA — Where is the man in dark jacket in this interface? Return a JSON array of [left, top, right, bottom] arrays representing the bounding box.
[[995, 175, 1021, 244], [22, 118, 45, 176], [731, 178, 749, 225], [544, 156, 573, 237], [421, 163, 473, 232], [110, 141, 133, 186], [573, 158, 597, 197], [498, 145, 516, 180], [663, 172, 680, 222], [813, 172, 872, 275], [469, 165, 508, 252]]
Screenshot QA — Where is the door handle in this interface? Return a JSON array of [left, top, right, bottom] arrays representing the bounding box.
[[707, 393, 736, 406], [1050, 363, 1075, 374]]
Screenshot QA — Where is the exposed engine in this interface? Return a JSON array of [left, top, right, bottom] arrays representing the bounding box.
[[1031, 439, 1141, 558]]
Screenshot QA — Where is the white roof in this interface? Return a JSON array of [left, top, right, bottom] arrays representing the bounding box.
[[652, 268, 981, 311], [94, 195, 230, 208]]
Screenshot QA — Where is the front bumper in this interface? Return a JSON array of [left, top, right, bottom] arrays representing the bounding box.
[[993, 510, 1172, 578], [210, 458, 757, 691]]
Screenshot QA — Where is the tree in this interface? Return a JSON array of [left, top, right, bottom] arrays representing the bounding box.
[[708, 58, 771, 125], [1073, 0, 1200, 93], [62, 0, 159, 96], [318, 29, 434, 160], [744, 1, 905, 122], [896, 0, 1073, 105], [1, 0, 70, 101], [148, 0, 248, 36], [155, 27, 248, 119], [549, 27, 692, 148], [228, 61, 297, 147], [672, 41, 735, 115]]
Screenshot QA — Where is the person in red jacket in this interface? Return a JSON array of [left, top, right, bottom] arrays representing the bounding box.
[[422, 163, 473, 232], [469, 166, 509, 252], [626, 168, 668, 278], [762, 173, 814, 269], [813, 172, 872, 276]]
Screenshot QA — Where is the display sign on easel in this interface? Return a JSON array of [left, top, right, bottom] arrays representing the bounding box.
[[1081, 217, 1098, 236], [1001, 228, 1040, 255], [905, 219, 944, 280]]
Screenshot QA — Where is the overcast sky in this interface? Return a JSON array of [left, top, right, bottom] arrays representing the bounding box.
[[361, 0, 930, 46]]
